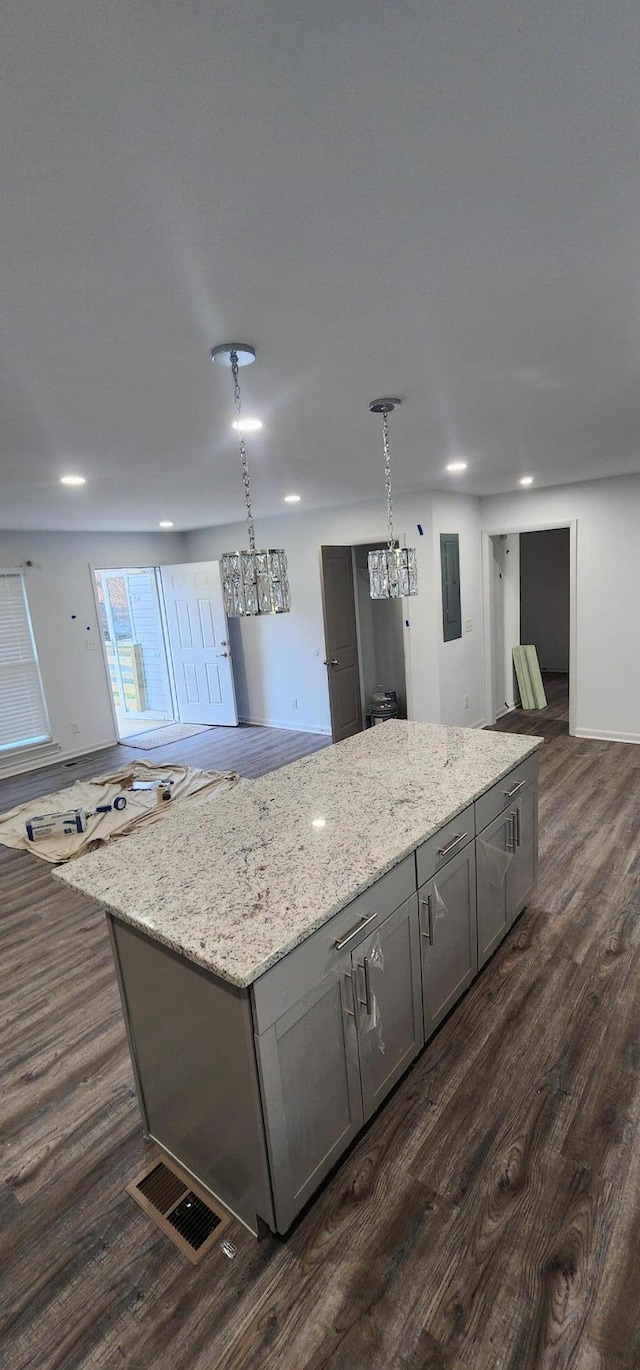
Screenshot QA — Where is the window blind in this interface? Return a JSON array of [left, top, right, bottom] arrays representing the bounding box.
[[0, 573, 51, 753]]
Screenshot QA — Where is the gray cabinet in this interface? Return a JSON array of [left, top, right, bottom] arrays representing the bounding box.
[[476, 807, 514, 967], [355, 895, 423, 1122], [510, 784, 538, 919], [419, 842, 478, 1039], [255, 893, 424, 1228], [476, 780, 537, 966], [256, 959, 363, 1233]]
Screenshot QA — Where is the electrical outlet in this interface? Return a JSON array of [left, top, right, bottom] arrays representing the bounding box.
[[71, 721, 81, 734], [464, 618, 473, 633], [292, 698, 298, 710], [464, 695, 469, 710], [86, 639, 98, 651]]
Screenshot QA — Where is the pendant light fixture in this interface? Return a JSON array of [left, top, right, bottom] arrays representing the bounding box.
[[368, 398, 418, 599], [212, 344, 291, 617]]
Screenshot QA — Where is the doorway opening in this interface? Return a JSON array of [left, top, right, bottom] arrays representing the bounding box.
[[94, 561, 238, 741], [95, 568, 175, 739], [320, 543, 408, 744], [483, 523, 575, 735], [353, 544, 407, 720]]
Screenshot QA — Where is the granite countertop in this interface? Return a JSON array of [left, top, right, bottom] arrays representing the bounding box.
[[53, 721, 542, 988]]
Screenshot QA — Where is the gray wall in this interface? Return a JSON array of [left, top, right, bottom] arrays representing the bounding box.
[[520, 528, 570, 672]]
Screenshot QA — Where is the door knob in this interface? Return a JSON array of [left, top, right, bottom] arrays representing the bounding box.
[[324, 658, 339, 668], [219, 652, 229, 658]]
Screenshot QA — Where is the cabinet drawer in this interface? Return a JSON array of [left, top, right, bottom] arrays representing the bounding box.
[[474, 753, 539, 835], [251, 854, 415, 1034], [415, 804, 475, 886]]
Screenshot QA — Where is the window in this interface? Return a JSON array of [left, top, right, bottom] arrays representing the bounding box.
[[440, 533, 462, 642], [0, 572, 51, 753]]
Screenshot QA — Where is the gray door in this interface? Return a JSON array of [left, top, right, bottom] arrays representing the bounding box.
[[476, 810, 515, 968], [320, 546, 363, 742], [355, 895, 423, 1123], [419, 843, 478, 1040], [510, 784, 538, 919], [255, 963, 363, 1232]]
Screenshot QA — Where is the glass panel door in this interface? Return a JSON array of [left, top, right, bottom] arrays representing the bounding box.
[[95, 568, 175, 739]]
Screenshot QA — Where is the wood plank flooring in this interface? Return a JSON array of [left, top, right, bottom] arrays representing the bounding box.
[[2, 692, 640, 1368]]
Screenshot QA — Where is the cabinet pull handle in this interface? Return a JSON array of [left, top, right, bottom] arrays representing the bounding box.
[[420, 895, 433, 944], [363, 957, 373, 1015], [438, 832, 468, 858], [503, 779, 526, 798], [507, 813, 516, 854], [334, 910, 377, 950], [515, 805, 521, 847], [343, 970, 356, 1017]]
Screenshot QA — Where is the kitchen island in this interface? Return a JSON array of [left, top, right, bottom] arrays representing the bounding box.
[[55, 721, 542, 1236]]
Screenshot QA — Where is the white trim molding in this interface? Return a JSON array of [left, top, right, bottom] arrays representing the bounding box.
[[575, 728, 640, 746], [239, 715, 332, 736]]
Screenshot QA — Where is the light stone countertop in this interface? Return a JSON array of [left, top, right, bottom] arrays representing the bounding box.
[[53, 721, 542, 988]]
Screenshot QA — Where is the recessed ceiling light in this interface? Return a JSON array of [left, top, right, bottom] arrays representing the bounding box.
[[231, 418, 263, 433], [519, 476, 534, 486], [311, 817, 326, 829], [284, 494, 301, 504], [446, 461, 467, 473], [159, 521, 174, 528], [60, 474, 86, 486]]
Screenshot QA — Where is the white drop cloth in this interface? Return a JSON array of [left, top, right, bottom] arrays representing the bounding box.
[[0, 760, 238, 863]]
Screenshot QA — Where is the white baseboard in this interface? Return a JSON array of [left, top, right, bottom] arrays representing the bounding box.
[[574, 728, 640, 746], [471, 717, 487, 730], [239, 716, 331, 737], [0, 738, 116, 782]]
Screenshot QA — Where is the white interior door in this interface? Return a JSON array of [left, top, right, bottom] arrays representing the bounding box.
[[160, 562, 238, 726]]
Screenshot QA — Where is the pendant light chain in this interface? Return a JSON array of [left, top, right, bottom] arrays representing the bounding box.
[[367, 394, 418, 600], [381, 407, 395, 554], [230, 350, 256, 555], [213, 340, 291, 615]]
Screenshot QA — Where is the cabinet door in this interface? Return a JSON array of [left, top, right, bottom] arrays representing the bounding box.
[[510, 783, 538, 920], [355, 895, 424, 1123], [420, 842, 478, 1040], [255, 964, 363, 1233], [476, 809, 515, 968]]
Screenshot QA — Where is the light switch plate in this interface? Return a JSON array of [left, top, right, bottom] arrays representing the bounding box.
[[464, 619, 473, 633]]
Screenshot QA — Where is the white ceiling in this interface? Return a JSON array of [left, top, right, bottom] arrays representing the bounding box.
[[2, 1, 640, 531]]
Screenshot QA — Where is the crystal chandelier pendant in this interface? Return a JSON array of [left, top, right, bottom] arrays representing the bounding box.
[[212, 344, 291, 617], [367, 398, 418, 600]]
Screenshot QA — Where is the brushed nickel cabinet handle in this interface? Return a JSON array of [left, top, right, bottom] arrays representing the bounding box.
[[420, 895, 433, 944], [438, 832, 468, 858], [515, 805, 521, 847], [343, 970, 356, 1017], [363, 957, 373, 1015], [504, 779, 526, 798], [334, 910, 377, 950]]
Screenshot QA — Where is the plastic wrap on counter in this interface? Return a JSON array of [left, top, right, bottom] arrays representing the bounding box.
[[478, 834, 514, 888], [431, 882, 448, 925], [359, 933, 386, 1054]]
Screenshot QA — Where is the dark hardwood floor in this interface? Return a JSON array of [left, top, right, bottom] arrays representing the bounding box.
[[3, 691, 640, 1369]]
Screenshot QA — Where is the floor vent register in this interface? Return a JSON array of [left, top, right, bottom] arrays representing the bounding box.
[[127, 1155, 231, 1263]]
